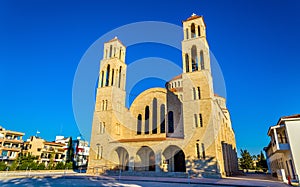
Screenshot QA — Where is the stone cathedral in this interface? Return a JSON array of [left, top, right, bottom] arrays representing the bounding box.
[[87, 14, 238, 178]]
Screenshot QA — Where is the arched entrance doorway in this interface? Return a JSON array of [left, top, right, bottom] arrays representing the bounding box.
[[135, 146, 155, 171], [115, 147, 129, 171], [163, 145, 186, 172]]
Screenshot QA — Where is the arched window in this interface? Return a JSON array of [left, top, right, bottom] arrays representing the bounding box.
[[137, 114, 142, 135], [119, 48, 122, 60], [191, 45, 198, 71], [109, 45, 112, 58], [198, 25, 201, 37], [185, 53, 189, 73], [160, 104, 165, 133], [197, 87, 201, 99], [105, 100, 108, 110], [200, 50, 205, 70], [168, 111, 174, 133], [111, 69, 114, 86], [100, 71, 104, 87], [186, 28, 189, 39], [196, 143, 200, 159], [114, 47, 116, 57], [105, 65, 110, 86], [191, 23, 196, 38], [118, 66, 122, 88], [152, 98, 157, 134], [145, 106, 150, 134]]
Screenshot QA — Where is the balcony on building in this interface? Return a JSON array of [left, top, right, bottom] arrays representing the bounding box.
[[268, 124, 290, 153]]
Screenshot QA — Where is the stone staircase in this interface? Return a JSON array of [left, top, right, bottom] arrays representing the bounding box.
[[104, 170, 189, 178]]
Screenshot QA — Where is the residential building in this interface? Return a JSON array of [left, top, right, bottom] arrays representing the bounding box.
[[23, 136, 67, 166], [0, 126, 24, 164], [73, 137, 89, 168], [87, 14, 238, 178], [264, 114, 300, 183]]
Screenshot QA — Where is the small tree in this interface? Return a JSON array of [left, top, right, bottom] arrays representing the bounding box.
[[257, 151, 268, 172], [240, 149, 253, 171], [0, 162, 7, 171], [65, 162, 73, 169], [37, 163, 46, 170], [55, 162, 65, 170]]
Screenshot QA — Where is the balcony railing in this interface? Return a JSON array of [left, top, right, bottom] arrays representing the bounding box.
[[272, 143, 290, 153]]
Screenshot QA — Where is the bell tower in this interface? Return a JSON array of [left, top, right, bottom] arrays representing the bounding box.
[[181, 13, 211, 74], [89, 37, 127, 168]]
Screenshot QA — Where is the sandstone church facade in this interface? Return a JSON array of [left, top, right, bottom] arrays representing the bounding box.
[[87, 14, 238, 178]]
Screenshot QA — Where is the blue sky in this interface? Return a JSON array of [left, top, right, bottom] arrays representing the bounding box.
[[0, 0, 299, 156]]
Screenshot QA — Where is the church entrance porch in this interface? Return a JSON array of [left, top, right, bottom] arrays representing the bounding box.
[[115, 147, 129, 171], [163, 145, 186, 172], [135, 146, 155, 171]]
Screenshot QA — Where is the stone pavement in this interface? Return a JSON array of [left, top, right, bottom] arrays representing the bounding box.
[[0, 171, 292, 187], [106, 175, 290, 187]]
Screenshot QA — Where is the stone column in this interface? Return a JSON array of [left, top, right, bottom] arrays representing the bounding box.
[[273, 128, 279, 150], [155, 151, 162, 172], [128, 155, 135, 171]]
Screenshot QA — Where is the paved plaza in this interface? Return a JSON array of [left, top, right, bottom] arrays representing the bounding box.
[[0, 171, 291, 187]]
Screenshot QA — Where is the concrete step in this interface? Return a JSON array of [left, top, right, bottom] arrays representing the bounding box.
[[104, 170, 189, 178]]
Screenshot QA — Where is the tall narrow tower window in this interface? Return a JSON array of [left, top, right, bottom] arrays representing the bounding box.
[[202, 143, 206, 159], [194, 114, 198, 127], [152, 98, 157, 134], [200, 50, 205, 70], [196, 143, 200, 159], [145, 106, 150, 134], [100, 71, 104, 87], [109, 45, 112, 58], [197, 87, 201, 99], [199, 114, 203, 127], [111, 69, 114, 86], [137, 114, 142, 135], [193, 87, 196, 100], [191, 45, 198, 71], [119, 48, 122, 60], [118, 66, 122, 88], [160, 104, 165, 133], [105, 65, 110, 86], [191, 23, 196, 38], [168, 111, 174, 133], [186, 28, 189, 39], [198, 25, 201, 37], [185, 54, 189, 73]]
